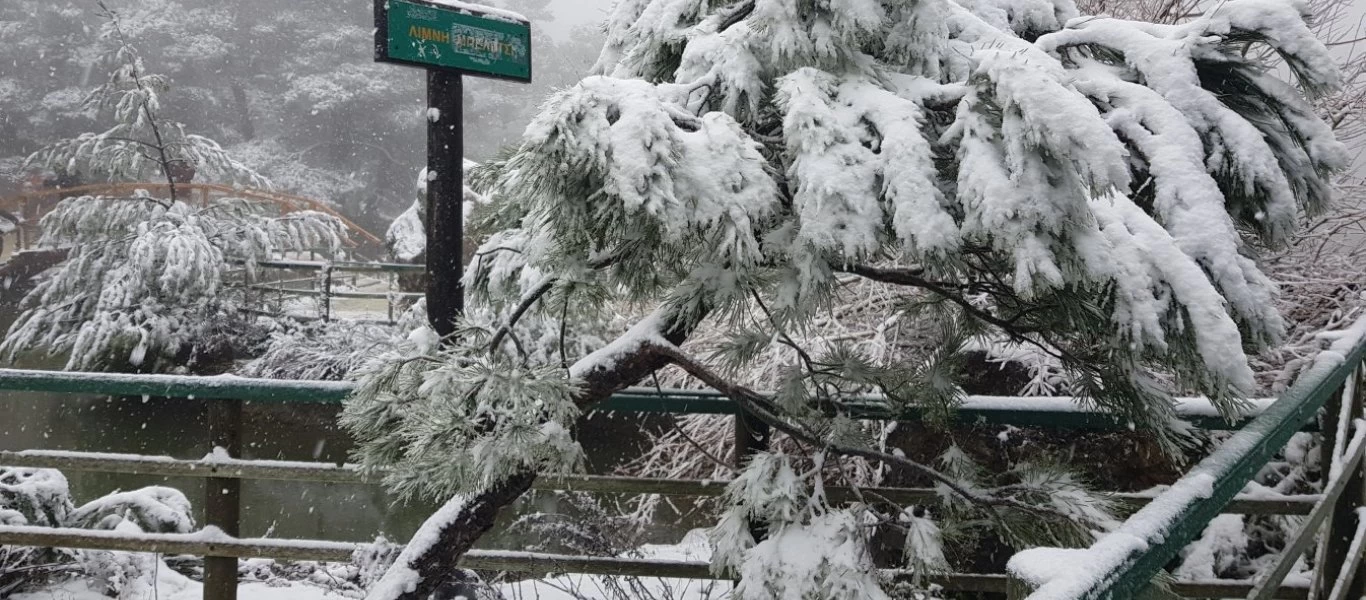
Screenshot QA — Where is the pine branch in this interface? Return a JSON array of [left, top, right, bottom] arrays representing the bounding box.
[[648, 342, 1073, 523], [842, 263, 1083, 366], [96, 1, 179, 204]]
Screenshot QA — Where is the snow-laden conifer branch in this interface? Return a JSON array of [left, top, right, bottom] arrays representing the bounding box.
[[0, 195, 346, 372], [352, 0, 1346, 595], [650, 341, 1109, 528], [25, 4, 269, 198]]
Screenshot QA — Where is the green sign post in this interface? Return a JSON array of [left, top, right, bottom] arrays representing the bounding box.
[[376, 0, 532, 82], [375, 0, 531, 338]]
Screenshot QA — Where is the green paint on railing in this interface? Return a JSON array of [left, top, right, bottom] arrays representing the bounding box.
[[0, 369, 351, 403], [0, 369, 1301, 432], [1014, 321, 1366, 600]]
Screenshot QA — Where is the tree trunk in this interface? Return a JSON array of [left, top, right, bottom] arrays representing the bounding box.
[[231, 82, 254, 141], [383, 472, 538, 600], [368, 305, 703, 600]]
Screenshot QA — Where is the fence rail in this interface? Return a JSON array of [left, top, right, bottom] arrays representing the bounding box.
[[3, 315, 1364, 600], [0, 449, 1322, 515], [1008, 317, 1366, 600]]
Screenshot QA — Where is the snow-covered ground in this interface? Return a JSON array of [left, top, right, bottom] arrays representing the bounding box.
[[496, 531, 731, 600], [14, 531, 732, 600], [14, 580, 344, 600]]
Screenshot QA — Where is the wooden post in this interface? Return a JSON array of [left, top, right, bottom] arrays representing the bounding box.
[[1321, 363, 1365, 599], [425, 69, 465, 339], [1006, 575, 1035, 600], [205, 398, 243, 600]]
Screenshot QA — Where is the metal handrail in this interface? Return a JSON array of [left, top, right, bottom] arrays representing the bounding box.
[[1009, 317, 1366, 599], [0, 368, 1295, 431]]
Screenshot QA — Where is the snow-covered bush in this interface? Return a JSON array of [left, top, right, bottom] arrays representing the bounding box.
[[349, 0, 1347, 596], [2, 7, 349, 373], [0, 194, 345, 372], [0, 467, 197, 597]]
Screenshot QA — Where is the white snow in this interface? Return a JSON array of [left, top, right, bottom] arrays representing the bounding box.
[[13, 576, 349, 600], [364, 494, 474, 600], [422, 0, 529, 24]]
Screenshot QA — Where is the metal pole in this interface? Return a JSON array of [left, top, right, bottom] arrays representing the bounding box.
[[205, 398, 243, 600], [425, 70, 464, 339]]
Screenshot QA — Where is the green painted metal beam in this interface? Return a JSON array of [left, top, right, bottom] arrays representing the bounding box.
[[0, 368, 351, 403], [0, 369, 1304, 431], [1013, 322, 1366, 600]]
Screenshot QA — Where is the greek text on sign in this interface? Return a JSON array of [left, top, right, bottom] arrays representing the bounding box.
[[375, 0, 532, 82]]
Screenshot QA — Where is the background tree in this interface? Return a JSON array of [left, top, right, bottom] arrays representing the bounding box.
[[1, 12, 348, 373], [344, 0, 1348, 597], [0, 0, 606, 232]]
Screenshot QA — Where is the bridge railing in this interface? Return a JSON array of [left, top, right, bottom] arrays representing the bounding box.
[[1008, 316, 1366, 600], [2, 316, 1363, 600]]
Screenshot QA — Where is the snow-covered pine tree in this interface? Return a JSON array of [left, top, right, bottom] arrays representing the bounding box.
[[1, 6, 348, 373], [345, 0, 1346, 597], [23, 2, 266, 201]]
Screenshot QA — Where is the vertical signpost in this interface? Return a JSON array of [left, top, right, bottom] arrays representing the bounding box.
[[375, 0, 532, 338]]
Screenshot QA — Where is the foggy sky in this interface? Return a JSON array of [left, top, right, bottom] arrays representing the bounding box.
[[546, 0, 614, 39]]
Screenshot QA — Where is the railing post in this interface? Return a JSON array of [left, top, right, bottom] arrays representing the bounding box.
[[1320, 363, 1365, 599], [205, 398, 243, 600], [1006, 573, 1036, 600]]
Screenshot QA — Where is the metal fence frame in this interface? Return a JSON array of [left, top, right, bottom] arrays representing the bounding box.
[[0, 331, 1361, 600], [1008, 325, 1366, 600]]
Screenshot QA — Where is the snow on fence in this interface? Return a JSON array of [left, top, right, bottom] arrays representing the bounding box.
[[1008, 315, 1366, 600], [232, 259, 426, 324], [0, 328, 1359, 600]]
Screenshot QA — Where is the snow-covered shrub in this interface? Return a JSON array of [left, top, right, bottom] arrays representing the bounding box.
[[0, 195, 346, 372], [66, 486, 194, 533], [0, 467, 198, 596], [0, 467, 72, 527]]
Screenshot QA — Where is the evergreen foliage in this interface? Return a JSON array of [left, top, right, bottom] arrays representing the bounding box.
[[344, 0, 1345, 595], [1, 19, 348, 373]]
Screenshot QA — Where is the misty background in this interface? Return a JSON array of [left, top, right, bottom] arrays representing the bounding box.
[[0, 0, 614, 236], [2, 0, 1360, 241]]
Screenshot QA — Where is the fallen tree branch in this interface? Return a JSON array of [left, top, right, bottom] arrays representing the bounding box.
[[367, 302, 706, 600]]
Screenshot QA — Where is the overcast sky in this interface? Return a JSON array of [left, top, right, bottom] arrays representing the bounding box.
[[546, 0, 614, 39]]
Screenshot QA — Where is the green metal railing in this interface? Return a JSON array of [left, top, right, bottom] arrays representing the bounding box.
[[1009, 318, 1366, 600], [2, 317, 1362, 600]]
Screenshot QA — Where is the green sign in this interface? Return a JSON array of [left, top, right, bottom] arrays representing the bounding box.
[[375, 0, 532, 82]]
